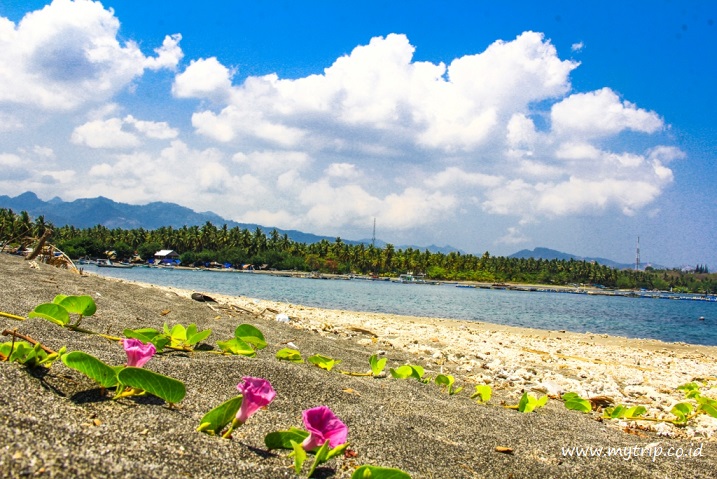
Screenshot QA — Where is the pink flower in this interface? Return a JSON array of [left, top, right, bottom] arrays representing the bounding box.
[[301, 406, 348, 451], [123, 339, 156, 367], [235, 377, 277, 424]]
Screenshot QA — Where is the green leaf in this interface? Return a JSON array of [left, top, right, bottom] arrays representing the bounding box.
[[276, 348, 304, 363], [187, 327, 212, 346], [697, 396, 717, 418], [325, 442, 350, 461], [29, 303, 70, 326], [61, 351, 119, 388], [307, 440, 330, 478], [117, 367, 186, 404], [52, 294, 68, 304], [517, 393, 547, 413], [197, 395, 244, 435], [562, 392, 592, 413], [56, 295, 96, 317], [435, 374, 457, 394], [351, 465, 413, 479], [369, 354, 387, 376], [390, 364, 424, 381], [217, 338, 256, 357], [186, 323, 198, 338], [471, 384, 492, 403], [410, 365, 425, 379], [264, 428, 310, 449], [308, 354, 340, 371], [37, 346, 66, 367], [234, 324, 267, 350], [625, 405, 646, 418], [169, 323, 187, 345], [671, 402, 694, 423], [290, 440, 308, 476], [390, 365, 414, 379], [0, 341, 47, 366], [123, 328, 170, 352]]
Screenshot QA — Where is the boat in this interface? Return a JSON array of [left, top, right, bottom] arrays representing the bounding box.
[[395, 273, 428, 284], [97, 259, 134, 268]]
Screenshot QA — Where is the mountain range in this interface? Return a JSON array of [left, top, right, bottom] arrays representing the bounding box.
[[1, 192, 660, 268], [0, 192, 459, 254]]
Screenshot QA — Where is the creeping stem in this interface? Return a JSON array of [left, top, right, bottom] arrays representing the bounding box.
[[0, 311, 26, 321]]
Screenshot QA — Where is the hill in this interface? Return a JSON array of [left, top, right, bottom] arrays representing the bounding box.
[[0, 192, 459, 253], [509, 247, 666, 270]]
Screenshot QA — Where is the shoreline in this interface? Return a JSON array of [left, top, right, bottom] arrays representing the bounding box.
[[3, 253, 717, 478], [88, 269, 717, 439]]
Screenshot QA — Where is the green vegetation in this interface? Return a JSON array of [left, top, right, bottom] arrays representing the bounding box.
[[2, 208, 715, 293]]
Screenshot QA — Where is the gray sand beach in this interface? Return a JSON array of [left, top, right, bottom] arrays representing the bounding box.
[[1, 253, 716, 478]]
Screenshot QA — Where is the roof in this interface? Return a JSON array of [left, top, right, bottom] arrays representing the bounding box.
[[154, 250, 179, 257]]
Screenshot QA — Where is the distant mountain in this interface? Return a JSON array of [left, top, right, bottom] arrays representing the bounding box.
[[0, 192, 459, 253], [509, 247, 666, 270]]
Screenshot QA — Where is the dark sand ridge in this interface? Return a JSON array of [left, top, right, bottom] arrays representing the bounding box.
[[1, 253, 716, 478]]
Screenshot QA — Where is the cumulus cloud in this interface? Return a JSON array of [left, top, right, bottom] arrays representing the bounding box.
[[551, 87, 664, 138], [181, 31, 578, 153], [71, 118, 140, 149], [172, 57, 233, 101], [0, 7, 682, 242], [71, 115, 178, 148], [0, 0, 182, 110]]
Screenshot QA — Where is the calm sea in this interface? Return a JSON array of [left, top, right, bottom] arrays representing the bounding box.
[[87, 266, 717, 346]]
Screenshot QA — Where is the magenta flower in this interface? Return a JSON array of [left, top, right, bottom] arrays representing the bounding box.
[[235, 377, 277, 424], [301, 406, 348, 451], [123, 338, 156, 367]]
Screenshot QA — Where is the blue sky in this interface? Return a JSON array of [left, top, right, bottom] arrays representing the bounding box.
[[0, 0, 715, 268]]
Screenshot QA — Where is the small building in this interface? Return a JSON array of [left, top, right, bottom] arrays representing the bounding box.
[[154, 249, 181, 265]]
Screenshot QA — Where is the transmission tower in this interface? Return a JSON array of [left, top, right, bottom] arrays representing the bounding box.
[[635, 236, 641, 271]]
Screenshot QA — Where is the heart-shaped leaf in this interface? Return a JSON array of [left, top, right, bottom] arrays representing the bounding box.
[[264, 428, 310, 449], [117, 367, 186, 404], [308, 354, 340, 371], [56, 295, 96, 317], [197, 395, 244, 435], [276, 348, 304, 363], [471, 384, 492, 403], [351, 465, 412, 479], [562, 392, 592, 413], [29, 303, 70, 326], [291, 440, 308, 475], [61, 351, 119, 388], [217, 338, 256, 357], [234, 324, 267, 349], [369, 354, 387, 376]]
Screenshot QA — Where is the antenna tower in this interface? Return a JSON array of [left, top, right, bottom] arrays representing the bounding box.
[[372, 218, 376, 247], [635, 236, 641, 271]]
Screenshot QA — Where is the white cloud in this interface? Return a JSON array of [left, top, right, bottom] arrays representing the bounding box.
[[551, 87, 664, 138], [0, 0, 182, 110], [497, 226, 530, 245], [0, 153, 23, 167], [0, 111, 23, 131], [71, 115, 179, 148], [124, 115, 178, 140], [232, 150, 311, 175], [71, 118, 140, 149], [143, 34, 183, 71], [425, 167, 502, 189], [325, 162, 360, 179], [172, 57, 233, 101], [183, 32, 578, 153], [571, 41, 584, 52]]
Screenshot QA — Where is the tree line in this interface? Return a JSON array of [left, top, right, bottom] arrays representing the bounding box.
[[1, 207, 715, 294]]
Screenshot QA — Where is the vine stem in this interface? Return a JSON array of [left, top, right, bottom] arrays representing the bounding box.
[[0, 311, 26, 321], [1, 329, 57, 355]]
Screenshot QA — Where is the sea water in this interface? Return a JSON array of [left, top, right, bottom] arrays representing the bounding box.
[[87, 266, 717, 346]]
